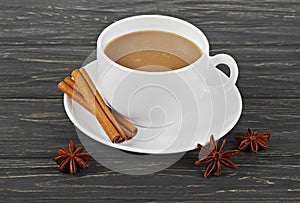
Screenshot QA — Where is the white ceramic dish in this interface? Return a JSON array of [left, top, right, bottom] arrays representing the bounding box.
[[96, 15, 239, 128], [63, 60, 242, 154]]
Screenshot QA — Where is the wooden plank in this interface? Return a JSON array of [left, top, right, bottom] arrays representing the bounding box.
[[0, 98, 299, 157], [0, 45, 299, 99], [0, 0, 299, 99], [1, 157, 299, 202], [0, 98, 299, 201], [0, 0, 299, 46]]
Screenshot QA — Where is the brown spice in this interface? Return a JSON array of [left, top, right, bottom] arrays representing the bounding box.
[[53, 140, 91, 174], [195, 135, 239, 177], [57, 68, 137, 143], [235, 128, 270, 153]]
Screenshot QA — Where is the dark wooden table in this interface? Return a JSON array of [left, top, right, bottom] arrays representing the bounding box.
[[1, 0, 299, 202]]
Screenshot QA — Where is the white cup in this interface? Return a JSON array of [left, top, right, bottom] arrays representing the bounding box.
[[96, 15, 238, 128]]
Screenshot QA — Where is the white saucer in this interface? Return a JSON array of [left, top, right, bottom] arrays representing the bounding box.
[[63, 61, 242, 154]]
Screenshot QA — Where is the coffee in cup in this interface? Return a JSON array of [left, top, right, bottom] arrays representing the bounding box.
[[104, 30, 203, 72]]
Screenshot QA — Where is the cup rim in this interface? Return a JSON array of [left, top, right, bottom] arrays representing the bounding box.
[[97, 15, 210, 75]]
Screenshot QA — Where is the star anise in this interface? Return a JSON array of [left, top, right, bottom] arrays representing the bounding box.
[[195, 135, 239, 177], [235, 128, 271, 153], [53, 140, 91, 174]]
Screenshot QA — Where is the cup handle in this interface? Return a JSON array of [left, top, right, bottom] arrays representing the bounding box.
[[209, 54, 239, 90]]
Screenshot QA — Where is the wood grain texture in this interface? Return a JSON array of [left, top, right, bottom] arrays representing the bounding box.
[[0, 0, 299, 99], [0, 0, 299, 202]]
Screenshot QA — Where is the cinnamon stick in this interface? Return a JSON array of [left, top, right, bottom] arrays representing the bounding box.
[[59, 68, 137, 143], [71, 69, 95, 108], [112, 110, 137, 138], [78, 68, 137, 138], [59, 80, 126, 144], [85, 69, 136, 134], [77, 68, 129, 139], [72, 69, 128, 143], [64, 76, 76, 90], [58, 81, 86, 110]]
